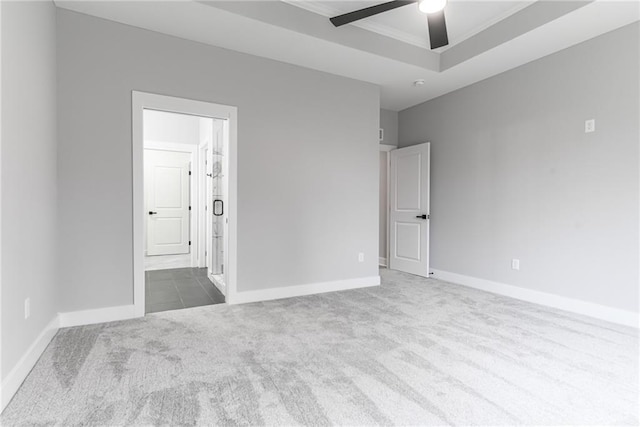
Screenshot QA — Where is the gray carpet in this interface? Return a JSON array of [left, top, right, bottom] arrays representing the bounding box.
[[2, 269, 638, 425]]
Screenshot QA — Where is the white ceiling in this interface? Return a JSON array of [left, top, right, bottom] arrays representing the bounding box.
[[56, 0, 640, 111], [285, 0, 535, 50]]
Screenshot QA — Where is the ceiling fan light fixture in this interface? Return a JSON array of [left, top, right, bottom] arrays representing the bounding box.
[[418, 0, 447, 14]]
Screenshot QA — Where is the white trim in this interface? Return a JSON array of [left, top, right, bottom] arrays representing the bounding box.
[[379, 257, 388, 267], [430, 269, 639, 328], [0, 304, 143, 412], [143, 140, 199, 268], [58, 305, 139, 328], [0, 2, 3, 413], [209, 274, 227, 296], [197, 141, 208, 268], [132, 91, 238, 317], [225, 116, 238, 303], [144, 140, 197, 153], [379, 144, 394, 266], [229, 276, 380, 305], [0, 316, 59, 412]]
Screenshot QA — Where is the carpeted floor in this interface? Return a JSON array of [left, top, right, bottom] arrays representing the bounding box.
[[2, 269, 638, 425]]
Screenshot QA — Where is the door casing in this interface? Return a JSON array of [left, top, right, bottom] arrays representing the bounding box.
[[379, 144, 395, 267]]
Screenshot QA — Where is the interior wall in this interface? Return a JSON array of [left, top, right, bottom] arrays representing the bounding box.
[[398, 23, 640, 313], [57, 9, 380, 312], [144, 109, 201, 145], [380, 109, 398, 146], [1, 0, 58, 380]]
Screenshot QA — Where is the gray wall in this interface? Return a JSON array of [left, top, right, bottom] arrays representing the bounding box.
[[57, 10, 380, 312], [380, 109, 398, 146], [399, 23, 639, 312], [1, 1, 58, 378]]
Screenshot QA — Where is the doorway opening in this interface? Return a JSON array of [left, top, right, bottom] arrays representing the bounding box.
[[379, 144, 394, 268], [143, 109, 200, 270], [142, 110, 227, 313], [133, 92, 238, 316]]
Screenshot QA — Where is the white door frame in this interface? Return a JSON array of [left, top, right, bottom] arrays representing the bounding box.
[[132, 91, 238, 316], [197, 141, 208, 269], [379, 144, 395, 267], [144, 140, 198, 267]]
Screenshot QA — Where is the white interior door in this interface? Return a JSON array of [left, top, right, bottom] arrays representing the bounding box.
[[145, 149, 191, 256], [389, 143, 430, 277]]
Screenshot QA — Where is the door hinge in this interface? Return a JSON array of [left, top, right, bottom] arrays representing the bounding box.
[[189, 206, 192, 211], [189, 241, 191, 246], [189, 171, 192, 176]]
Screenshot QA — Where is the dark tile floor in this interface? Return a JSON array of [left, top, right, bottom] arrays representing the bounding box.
[[145, 267, 225, 314]]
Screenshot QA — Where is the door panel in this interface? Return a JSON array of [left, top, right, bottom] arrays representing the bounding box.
[[154, 218, 183, 244], [395, 222, 421, 261], [396, 154, 421, 210], [389, 143, 430, 277], [155, 167, 184, 207], [145, 149, 191, 256]]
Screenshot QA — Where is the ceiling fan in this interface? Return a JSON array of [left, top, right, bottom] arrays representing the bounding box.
[[329, 0, 449, 50]]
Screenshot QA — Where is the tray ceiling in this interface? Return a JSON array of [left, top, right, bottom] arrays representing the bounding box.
[[284, 0, 535, 50], [55, 0, 640, 110]]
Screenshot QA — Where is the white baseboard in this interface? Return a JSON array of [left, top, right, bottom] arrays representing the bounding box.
[[430, 269, 639, 328], [229, 276, 381, 305], [378, 257, 388, 267], [1, 304, 141, 413], [58, 304, 140, 328], [209, 274, 226, 297], [0, 316, 60, 412]]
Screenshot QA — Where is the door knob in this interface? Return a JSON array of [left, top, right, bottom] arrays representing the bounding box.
[[149, 211, 158, 215], [416, 214, 428, 219]]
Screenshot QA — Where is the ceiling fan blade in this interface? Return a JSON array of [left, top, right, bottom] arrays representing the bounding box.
[[330, 1, 416, 27], [427, 10, 449, 49]]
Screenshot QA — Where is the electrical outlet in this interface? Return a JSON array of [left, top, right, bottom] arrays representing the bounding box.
[[585, 119, 595, 133], [24, 298, 31, 319], [511, 259, 520, 271], [358, 252, 364, 263]]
